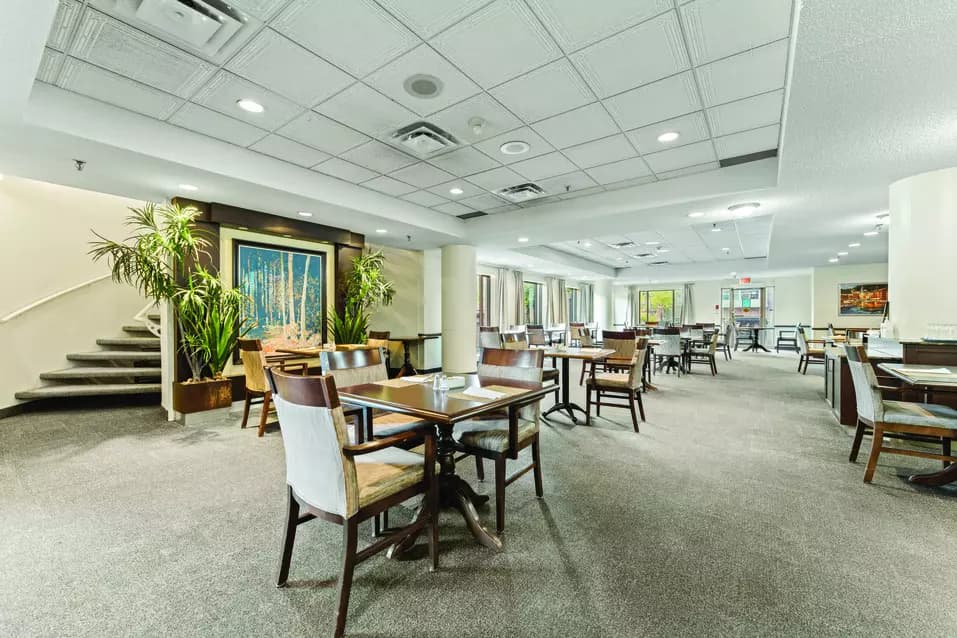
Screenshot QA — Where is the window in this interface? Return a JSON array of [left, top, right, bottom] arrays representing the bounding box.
[[523, 281, 543, 325], [639, 289, 676, 324], [567, 287, 580, 322], [477, 274, 491, 327]]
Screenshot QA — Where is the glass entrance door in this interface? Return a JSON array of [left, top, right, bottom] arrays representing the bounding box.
[[721, 287, 776, 346]]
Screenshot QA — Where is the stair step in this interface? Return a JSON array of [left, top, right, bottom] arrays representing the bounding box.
[[122, 324, 155, 335], [147, 313, 160, 321], [67, 351, 161, 362], [96, 337, 160, 348], [40, 367, 161, 380], [15, 383, 162, 400]]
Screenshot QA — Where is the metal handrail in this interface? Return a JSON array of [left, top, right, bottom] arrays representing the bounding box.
[[0, 274, 112, 323]]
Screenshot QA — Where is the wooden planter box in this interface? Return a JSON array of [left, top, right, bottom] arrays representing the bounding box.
[[173, 378, 232, 414]]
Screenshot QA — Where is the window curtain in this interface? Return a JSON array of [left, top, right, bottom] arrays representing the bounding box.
[[627, 286, 641, 326], [679, 283, 695, 325], [494, 267, 510, 329], [545, 277, 568, 326], [579, 283, 594, 323], [512, 270, 525, 327]]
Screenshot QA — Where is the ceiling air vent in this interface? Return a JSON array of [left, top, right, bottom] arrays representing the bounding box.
[[134, 0, 245, 49], [648, 260, 670, 266], [611, 241, 635, 248], [494, 183, 547, 203], [457, 211, 487, 220], [392, 121, 459, 156]]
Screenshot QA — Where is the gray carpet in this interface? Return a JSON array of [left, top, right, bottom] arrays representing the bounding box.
[[2, 352, 955, 637]]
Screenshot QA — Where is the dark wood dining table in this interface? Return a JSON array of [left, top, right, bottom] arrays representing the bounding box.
[[338, 373, 551, 551], [388, 334, 440, 377], [739, 326, 774, 352], [540, 347, 615, 423]]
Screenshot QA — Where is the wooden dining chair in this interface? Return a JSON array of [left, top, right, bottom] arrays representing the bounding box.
[[569, 322, 586, 346], [580, 329, 634, 384], [499, 331, 558, 400], [585, 335, 647, 431], [796, 327, 825, 374], [844, 346, 957, 482], [455, 348, 546, 536], [502, 332, 527, 350], [266, 369, 438, 638], [652, 328, 684, 376], [715, 323, 733, 360], [687, 332, 719, 375], [527, 326, 548, 347], [237, 339, 308, 437]]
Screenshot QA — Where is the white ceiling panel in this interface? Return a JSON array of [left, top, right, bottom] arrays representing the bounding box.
[[274, 0, 418, 77], [365, 44, 482, 115], [643, 140, 717, 173], [389, 162, 455, 188], [226, 29, 354, 107], [531, 102, 619, 149], [427, 179, 486, 199], [601, 174, 656, 191], [563, 134, 636, 169], [227, 0, 290, 21], [428, 147, 500, 176], [489, 58, 593, 123], [428, 93, 523, 144], [192, 71, 303, 130], [376, 0, 495, 39], [430, 0, 562, 88], [695, 40, 788, 107], [626, 111, 710, 154], [585, 157, 652, 185], [526, 0, 673, 52], [70, 9, 216, 98], [277, 111, 370, 155], [713, 124, 780, 159], [681, 0, 792, 66], [314, 158, 378, 183], [603, 71, 701, 130], [466, 166, 524, 191], [461, 193, 507, 210], [472, 126, 555, 164], [37, 48, 64, 84], [559, 184, 604, 200], [315, 82, 417, 136], [511, 152, 578, 181], [401, 190, 449, 207], [485, 204, 521, 215], [168, 103, 267, 147], [571, 11, 689, 98], [340, 140, 417, 173], [363, 175, 417, 195], [249, 134, 330, 167], [48, 0, 82, 51], [434, 201, 473, 215], [539, 170, 598, 195], [706, 90, 783, 136], [58, 57, 183, 120], [656, 161, 720, 180]]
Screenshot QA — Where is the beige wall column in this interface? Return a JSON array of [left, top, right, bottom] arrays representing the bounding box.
[[441, 244, 477, 374], [888, 167, 957, 339]]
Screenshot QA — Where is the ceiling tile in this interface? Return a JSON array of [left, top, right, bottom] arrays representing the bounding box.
[[37, 48, 64, 84], [558, 184, 604, 200], [340, 140, 417, 173], [571, 11, 689, 98], [695, 40, 788, 107], [643, 140, 717, 173], [562, 134, 636, 169], [226, 29, 354, 107], [376, 0, 495, 39], [313, 158, 378, 183], [277, 111, 370, 154], [363, 175, 417, 195], [249, 134, 330, 167], [366, 44, 482, 116], [706, 89, 783, 136], [315, 82, 417, 136], [226, 0, 290, 20], [48, 0, 82, 51], [626, 111, 710, 154], [58, 58, 183, 120], [489, 58, 593, 123], [466, 166, 524, 191], [70, 9, 216, 98], [461, 193, 507, 210], [526, 0, 673, 52], [656, 161, 721, 180], [389, 162, 455, 188], [472, 126, 555, 164], [169, 103, 267, 146], [538, 170, 598, 195], [274, 0, 418, 77], [531, 102, 619, 149], [428, 93, 523, 144], [434, 201, 474, 215], [430, 0, 562, 88], [713, 124, 780, 159], [428, 147, 500, 176], [427, 179, 486, 199], [681, 0, 792, 65], [402, 190, 449, 207], [485, 204, 521, 214], [192, 71, 303, 130], [604, 71, 701, 130], [511, 152, 578, 181], [603, 174, 658, 190], [585, 157, 652, 185]]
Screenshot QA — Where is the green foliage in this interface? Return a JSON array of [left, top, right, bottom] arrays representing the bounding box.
[[327, 307, 369, 344], [177, 269, 251, 379], [327, 249, 394, 343]]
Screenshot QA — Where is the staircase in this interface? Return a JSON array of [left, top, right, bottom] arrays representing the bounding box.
[[15, 319, 162, 401]]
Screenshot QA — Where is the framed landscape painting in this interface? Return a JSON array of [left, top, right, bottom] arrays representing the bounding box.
[[839, 282, 888, 316], [234, 241, 326, 353]]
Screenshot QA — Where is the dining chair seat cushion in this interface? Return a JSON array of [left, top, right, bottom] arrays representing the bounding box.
[[881, 401, 957, 429], [689, 348, 713, 356], [354, 447, 425, 508], [372, 412, 431, 437], [454, 417, 538, 453], [807, 348, 825, 355], [586, 372, 635, 390]]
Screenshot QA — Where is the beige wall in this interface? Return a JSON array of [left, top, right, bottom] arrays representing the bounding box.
[[0, 176, 146, 410], [811, 263, 888, 329], [367, 243, 426, 368]]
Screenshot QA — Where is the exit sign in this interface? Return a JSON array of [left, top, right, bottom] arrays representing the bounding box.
[[739, 277, 751, 284]]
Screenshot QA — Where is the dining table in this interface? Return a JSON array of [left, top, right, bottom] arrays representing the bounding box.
[[388, 334, 440, 377], [338, 373, 552, 552], [738, 326, 774, 352], [540, 346, 615, 423], [878, 362, 957, 486], [275, 343, 376, 357]]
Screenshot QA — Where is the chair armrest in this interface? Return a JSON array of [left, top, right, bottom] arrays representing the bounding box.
[[342, 430, 422, 456]]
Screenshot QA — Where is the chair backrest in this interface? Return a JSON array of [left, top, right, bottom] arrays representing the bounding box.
[[634, 328, 651, 337], [266, 369, 357, 517], [478, 348, 543, 424], [603, 333, 636, 360], [502, 332, 528, 350], [479, 329, 503, 350], [569, 322, 585, 341], [238, 338, 269, 393], [527, 327, 547, 346], [655, 333, 682, 356], [479, 326, 500, 332], [845, 346, 884, 423], [319, 348, 388, 387], [827, 323, 836, 337], [527, 324, 544, 330], [580, 327, 595, 347], [688, 328, 704, 341], [707, 331, 719, 353], [796, 327, 810, 355], [368, 330, 390, 339], [366, 338, 391, 356], [653, 327, 680, 335]]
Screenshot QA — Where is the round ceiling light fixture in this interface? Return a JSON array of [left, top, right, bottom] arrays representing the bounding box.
[[178, 183, 198, 191], [375, 229, 388, 234], [500, 140, 530, 155], [688, 211, 705, 218], [449, 186, 464, 195], [863, 230, 879, 237], [657, 131, 680, 143], [645, 241, 660, 246], [837, 251, 849, 256], [403, 74, 444, 99], [828, 257, 840, 263], [848, 242, 861, 248], [297, 211, 312, 217], [236, 98, 264, 113], [517, 237, 529, 243], [728, 202, 760, 215], [711, 224, 722, 232], [583, 241, 592, 247]]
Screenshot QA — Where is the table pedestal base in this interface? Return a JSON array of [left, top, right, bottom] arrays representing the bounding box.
[[908, 463, 957, 486], [542, 402, 586, 424]]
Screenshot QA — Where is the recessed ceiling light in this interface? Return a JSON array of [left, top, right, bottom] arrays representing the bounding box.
[[500, 140, 530, 155], [583, 241, 592, 247], [828, 258, 840, 263], [236, 98, 264, 113], [728, 202, 760, 215], [837, 251, 849, 256], [657, 248, 670, 253], [178, 183, 198, 191], [517, 237, 529, 243], [403, 73, 443, 99], [375, 229, 388, 234], [449, 186, 464, 195], [645, 241, 660, 246], [657, 131, 680, 143], [848, 242, 861, 248], [297, 211, 312, 217], [688, 211, 705, 218], [863, 231, 879, 237], [616, 257, 624, 261], [721, 247, 730, 252], [711, 224, 722, 232]]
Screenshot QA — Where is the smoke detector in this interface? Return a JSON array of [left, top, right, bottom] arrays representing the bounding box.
[[495, 182, 546, 203], [404, 74, 443, 99], [391, 121, 459, 156]]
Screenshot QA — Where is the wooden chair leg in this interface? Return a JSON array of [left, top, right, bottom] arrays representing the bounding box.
[[428, 476, 439, 572], [710, 356, 717, 375], [276, 486, 299, 587], [531, 437, 544, 498], [494, 456, 506, 536], [241, 390, 252, 429], [333, 520, 358, 638], [798, 355, 804, 371], [863, 425, 884, 483], [849, 419, 867, 462], [636, 390, 646, 422], [579, 360, 586, 386], [257, 392, 272, 437], [585, 384, 592, 425], [628, 393, 639, 433], [595, 389, 601, 417], [475, 456, 485, 481], [943, 438, 952, 468]]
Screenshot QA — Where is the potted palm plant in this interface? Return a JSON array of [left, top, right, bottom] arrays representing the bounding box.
[[328, 249, 395, 345]]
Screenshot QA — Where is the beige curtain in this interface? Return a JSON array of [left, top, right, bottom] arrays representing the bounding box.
[[512, 270, 525, 326], [580, 283, 594, 322], [627, 286, 641, 326], [493, 267, 509, 329], [545, 277, 568, 326]]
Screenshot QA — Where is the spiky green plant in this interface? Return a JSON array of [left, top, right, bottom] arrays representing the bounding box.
[[177, 269, 251, 379], [327, 307, 370, 345], [327, 249, 394, 343]]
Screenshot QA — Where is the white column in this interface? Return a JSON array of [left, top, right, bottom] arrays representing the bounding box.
[[421, 248, 442, 370], [888, 167, 957, 339], [593, 279, 614, 335], [441, 244, 477, 374]]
